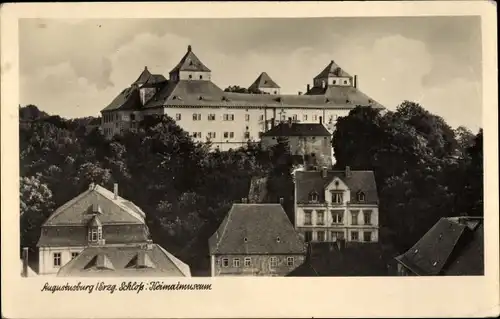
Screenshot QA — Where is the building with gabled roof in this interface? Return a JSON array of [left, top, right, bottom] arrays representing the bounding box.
[[261, 121, 333, 167], [395, 217, 484, 276], [57, 243, 191, 277], [36, 183, 152, 275], [293, 166, 380, 244], [248, 72, 281, 95], [208, 203, 306, 276], [100, 45, 384, 150]]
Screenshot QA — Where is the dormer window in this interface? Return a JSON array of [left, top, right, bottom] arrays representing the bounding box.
[[330, 191, 343, 204], [357, 191, 366, 202], [276, 237, 281, 243], [88, 215, 103, 243], [309, 191, 319, 203]]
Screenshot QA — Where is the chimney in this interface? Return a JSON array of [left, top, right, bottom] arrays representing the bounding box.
[[113, 183, 118, 199], [345, 166, 351, 178], [321, 167, 328, 178], [353, 75, 358, 88], [307, 84, 310, 92], [241, 198, 248, 204], [22, 247, 29, 277], [279, 197, 284, 205], [144, 66, 148, 71], [298, 91, 302, 96], [187, 45, 192, 52], [89, 182, 95, 190]]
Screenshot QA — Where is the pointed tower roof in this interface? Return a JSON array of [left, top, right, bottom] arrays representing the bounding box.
[[133, 66, 152, 85], [314, 60, 352, 79], [248, 72, 280, 90], [169, 45, 211, 74]]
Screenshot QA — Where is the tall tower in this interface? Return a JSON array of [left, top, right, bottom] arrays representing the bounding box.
[[312, 60, 355, 88], [169, 45, 212, 82]]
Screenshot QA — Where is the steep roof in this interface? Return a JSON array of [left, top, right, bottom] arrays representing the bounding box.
[[102, 86, 141, 112], [42, 184, 146, 226], [395, 217, 484, 276], [170, 45, 211, 74], [262, 122, 331, 137], [248, 72, 280, 90], [133, 67, 153, 85], [294, 170, 378, 204], [57, 244, 191, 277], [314, 60, 352, 79], [208, 204, 306, 255], [288, 242, 397, 277]]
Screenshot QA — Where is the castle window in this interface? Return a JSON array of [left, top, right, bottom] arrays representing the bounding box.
[[317, 210, 325, 225], [71, 252, 79, 260], [244, 257, 251, 267], [244, 132, 250, 139], [175, 114, 181, 121], [245, 114, 250, 121], [304, 210, 312, 225], [199, 75, 203, 80], [331, 191, 343, 204], [233, 258, 240, 267], [223, 114, 234, 121], [331, 210, 344, 224], [188, 74, 192, 79], [192, 113, 201, 121], [363, 231, 372, 242], [222, 258, 229, 267], [344, 80, 348, 84], [208, 114, 216, 121], [363, 210, 372, 225], [332, 80, 336, 85], [351, 210, 359, 225], [351, 231, 359, 241], [303, 114, 308, 121], [270, 257, 278, 268], [286, 257, 294, 266]]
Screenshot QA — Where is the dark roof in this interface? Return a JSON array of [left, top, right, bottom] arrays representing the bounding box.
[[37, 224, 151, 247], [169, 45, 211, 74], [102, 86, 141, 112], [288, 242, 396, 276], [248, 72, 280, 90], [42, 184, 146, 226], [294, 170, 378, 204], [208, 204, 306, 255], [262, 122, 331, 137], [395, 217, 484, 276], [133, 67, 152, 85], [57, 244, 191, 277], [314, 60, 352, 79]]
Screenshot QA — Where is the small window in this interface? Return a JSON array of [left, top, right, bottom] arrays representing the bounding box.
[[309, 192, 319, 203], [192, 113, 201, 121], [351, 211, 359, 225], [303, 114, 308, 121], [331, 191, 343, 204], [317, 210, 325, 225], [229, 132, 234, 138], [363, 231, 372, 242], [259, 115, 264, 121], [244, 132, 250, 139], [199, 75, 203, 80], [90, 229, 98, 241], [270, 257, 278, 268], [53, 253, 61, 267], [224, 132, 229, 138], [286, 257, 294, 266], [304, 210, 312, 225], [357, 192, 366, 202], [244, 257, 252, 267], [222, 258, 229, 267], [351, 231, 359, 241], [98, 228, 102, 240], [233, 258, 240, 267], [189, 74, 193, 79], [245, 114, 250, 121], [363, 210, 372, 225], [71, 252, 79, 260], [332, 80, 336, 84], [276, 236, 281, 243], [208, 114, 216, 121], [344, 80, 348, 84], [244, 237, 248, 243], [130, 114, 136, 121], [331, 210, 344, 224]]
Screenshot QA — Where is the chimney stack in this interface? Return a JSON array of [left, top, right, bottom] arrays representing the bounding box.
[[321, 166, 328, 178], [89, 182, 95, 190], [298, 91, 302, 96], [345, 166, 351, 178], [241, 198, 248, 204], [22, 247, 29, 277], [307, 84, 310, 92], [113, 183, 118, 199], [353, 75, 358, 88]]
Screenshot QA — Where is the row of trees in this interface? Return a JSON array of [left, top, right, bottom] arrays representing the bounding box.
[[332, 101, 483, 251]]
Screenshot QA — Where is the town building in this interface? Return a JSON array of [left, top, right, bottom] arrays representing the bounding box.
[[395, 216, 484, 276], [100, 45, 384, 151], [293, 166, 379, 243], [57, 243, 191, 277], [260, 121, 333, 167], [208, 203, 306, 276], [36, 183, 153, 275], [287, 241, 398, 277]]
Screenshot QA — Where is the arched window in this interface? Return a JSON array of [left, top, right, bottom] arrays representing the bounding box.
[[357, 191, 366, 202]]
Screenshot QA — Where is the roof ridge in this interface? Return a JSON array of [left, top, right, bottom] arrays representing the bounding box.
[[93, 185, 145, 223], [43, 188, 93, 226]]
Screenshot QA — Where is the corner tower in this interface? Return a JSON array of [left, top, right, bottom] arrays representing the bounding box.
[[169, 45, 212, 82]]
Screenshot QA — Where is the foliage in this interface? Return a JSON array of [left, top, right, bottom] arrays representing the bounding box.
[[223, 85, 269, 94]]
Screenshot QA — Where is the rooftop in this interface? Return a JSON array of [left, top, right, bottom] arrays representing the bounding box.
[[395, 217, 484, 276], [169, 45, 211, 74], [314, 60, 352, 80], [248, 72, 280, 90], [57, 243, 191, 277], [208, 204, 306, 255]]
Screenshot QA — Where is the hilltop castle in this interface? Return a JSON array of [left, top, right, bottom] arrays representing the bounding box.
[[100, 45, 384, 151]]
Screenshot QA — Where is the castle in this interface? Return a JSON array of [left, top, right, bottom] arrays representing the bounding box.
[[100, 45, 384, 151]]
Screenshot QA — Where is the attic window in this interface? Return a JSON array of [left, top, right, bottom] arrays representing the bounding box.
[[334, 180, 339, 187], [309, 191, 319, 203], [199, 96, 204, 100], [432, 261, 438, 267], [357, 192, 365, 202], [344, 80, 348, 84], [199, 75, 203, 80], [189, 61, 194, 66], [244, 237, 248, 243], [188, 75, 193, 79], [346, 99, 350, 104], [276, 237, 281, 243]]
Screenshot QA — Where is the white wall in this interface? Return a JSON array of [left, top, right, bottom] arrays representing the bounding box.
[[38, 246, 85, 275]]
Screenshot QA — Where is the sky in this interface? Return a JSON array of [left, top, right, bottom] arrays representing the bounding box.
[[19, 16, 483, 131]]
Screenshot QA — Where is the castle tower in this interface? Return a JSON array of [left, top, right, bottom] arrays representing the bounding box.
[[169, 45, 212, 82], [248, 72, 281, 95], [312, 60, 356, 89]]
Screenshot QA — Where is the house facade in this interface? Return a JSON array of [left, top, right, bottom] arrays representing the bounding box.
[[36, 183, 152, 275], [294, 166, 379, 243], [260, 121, 333, 167], [100, 45, 384, 151], [208, 204, 306, 276]]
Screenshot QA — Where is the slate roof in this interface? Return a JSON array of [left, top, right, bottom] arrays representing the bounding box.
[[57, 244, 191, 277], [314, 60, 352, 79], [169, 45, 211, 74], [287, 242, 397, 277], [395, 217, 484, 276], [102, 86, 141, 112], [42, 184, 146, 226], [294, 170, 378, 204], [261, 123, 331, 137], [248, 72, 280, 90], [208, 204, 306, 255]]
